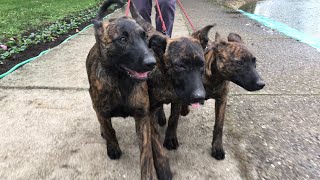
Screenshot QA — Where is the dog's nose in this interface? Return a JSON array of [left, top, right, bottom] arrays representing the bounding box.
[[190, 89, 206, 103], [256, 80, 265, 89], [143, 57, 156, 69]]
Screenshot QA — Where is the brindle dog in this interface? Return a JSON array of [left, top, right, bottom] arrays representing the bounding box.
[[160, 32, 265, 160], [86, 0, 172, 179], [129, 1, 215, 164], [129, 0, 214, 105]]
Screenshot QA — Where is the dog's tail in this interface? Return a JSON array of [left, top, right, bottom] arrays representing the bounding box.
[[95, 0, 124, 22]]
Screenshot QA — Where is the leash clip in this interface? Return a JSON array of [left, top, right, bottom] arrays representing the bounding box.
[[162, 30, 169, 37]]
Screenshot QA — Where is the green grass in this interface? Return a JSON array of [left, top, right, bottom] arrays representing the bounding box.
[[0, 0, 102, 41]]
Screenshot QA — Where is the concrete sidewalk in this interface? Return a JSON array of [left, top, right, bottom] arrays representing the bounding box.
[[0, 6, 196, 180], [1, 1, 319, 179]]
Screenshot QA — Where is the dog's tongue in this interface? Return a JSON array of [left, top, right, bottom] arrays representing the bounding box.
[[191, 103, 200, 108], [134, 71, 149, 79]]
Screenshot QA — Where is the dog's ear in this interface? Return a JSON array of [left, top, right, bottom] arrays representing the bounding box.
[[149, 34, 167, 57], [191, 24, 215, 49], [227, 33, 243, 43], [93, 19, 110, 42], [214, 32, 228, 47], [205, 52, 214, 77], [130, 0, 156, 35], [93, 19, 103, 40], [215, 32, 222, 42]]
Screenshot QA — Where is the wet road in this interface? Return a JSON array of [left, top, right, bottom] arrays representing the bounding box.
[[240, 0, 320, 39]]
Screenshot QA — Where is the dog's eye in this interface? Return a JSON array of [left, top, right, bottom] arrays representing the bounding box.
[[141, 31, 148, 40], [236, 61, 244, 66], [120, 37, 127, 43], [252, 57, 257, 67], [175, 64, 186, 72], [252, 57, 256, 64]]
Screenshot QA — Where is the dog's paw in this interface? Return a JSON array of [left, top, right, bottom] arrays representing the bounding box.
[[157, 169, 173, 180], [107, 144, 122, 160], [156, 109, 167, 126], [163, 137, 179, 150], [211, 146, 225, 160], [157, 115, 167, 127], [155, 158, 173, 180]]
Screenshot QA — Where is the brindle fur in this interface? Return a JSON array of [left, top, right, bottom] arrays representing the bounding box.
[[129, 1, 215, 170], [129, 0, 213, 107], [162, 32, 265, 159], [86, 0, 172, 179]]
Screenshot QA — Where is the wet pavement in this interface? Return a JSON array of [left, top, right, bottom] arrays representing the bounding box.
[[239, 0, 320, 39]]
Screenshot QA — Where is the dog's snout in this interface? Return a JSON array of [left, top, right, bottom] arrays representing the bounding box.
[[143, 60, 156, 69], [143, 57, 156, 69], [256, 80, 265, 89], [190, 88, 206, 103]]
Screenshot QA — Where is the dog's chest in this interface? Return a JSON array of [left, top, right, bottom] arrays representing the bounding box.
[[100, 82, 149, 118], [152, 85, 174, 104]]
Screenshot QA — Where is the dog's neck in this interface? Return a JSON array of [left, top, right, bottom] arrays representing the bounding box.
[[148, 67, 176, 106]]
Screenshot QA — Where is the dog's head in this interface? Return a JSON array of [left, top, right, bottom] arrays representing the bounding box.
[[93, 16, 156, 81], [149, 25, 214, 104], [210, 33, 265, 91]]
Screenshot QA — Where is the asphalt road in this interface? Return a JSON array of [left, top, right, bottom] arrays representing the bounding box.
[[0, 0, 319, 179]]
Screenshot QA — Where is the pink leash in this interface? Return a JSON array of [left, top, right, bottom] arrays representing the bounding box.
[[176, 0, 196, 32], [154, 0, 168, 34], [125, 0, 131, 16]]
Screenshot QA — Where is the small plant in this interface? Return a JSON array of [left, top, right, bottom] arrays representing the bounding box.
[[0, 4, 102, 62]]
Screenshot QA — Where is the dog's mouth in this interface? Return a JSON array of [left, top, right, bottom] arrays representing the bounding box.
[[122, 66, 150, 80], [188, 101, 204, 109], [190, 103, 201, 108]]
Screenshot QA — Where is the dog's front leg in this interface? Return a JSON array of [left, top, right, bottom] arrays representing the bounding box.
[[163, 102, 182, 150], [150, 116, 172, 180], [180, 104, 190, 116], [211, 95, 227, 160], [135, 115, 157, 180], [96, 113, 122, 159], [156, 106, 167, 126]]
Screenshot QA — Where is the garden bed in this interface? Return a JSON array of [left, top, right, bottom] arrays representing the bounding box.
[[0, 0, 121, 75]]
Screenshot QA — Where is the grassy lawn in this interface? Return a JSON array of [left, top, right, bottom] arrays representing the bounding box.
[[0, 0, 102, 40]]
